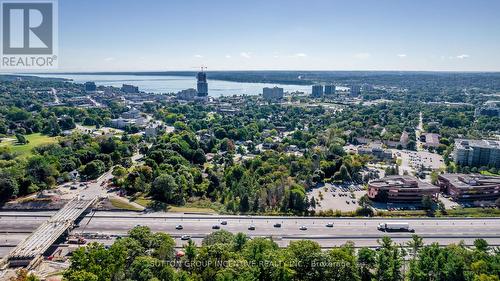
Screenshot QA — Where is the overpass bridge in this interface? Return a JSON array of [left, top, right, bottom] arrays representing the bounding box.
[[3, 170, 113, 268], [6, 196, 98, 267]]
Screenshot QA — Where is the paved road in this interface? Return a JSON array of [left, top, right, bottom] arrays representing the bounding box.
[[1, 211, 500, 256]]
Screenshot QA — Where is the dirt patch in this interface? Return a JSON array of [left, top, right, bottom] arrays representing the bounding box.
[[1, 199, 69, 210]]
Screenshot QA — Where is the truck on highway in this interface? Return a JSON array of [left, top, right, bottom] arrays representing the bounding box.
[[377, 222, 415, 232]]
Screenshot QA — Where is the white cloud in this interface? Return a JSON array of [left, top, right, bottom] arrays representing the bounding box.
[[292, 53, 307, 58], [194, 54, 203, 58], [354, 52, 371, 59], [240, 52, 252, 58], [456, 54, 470, 59], [397, 54, 407, 58], [104, 57, 115, 62], [225, 54, 232, 59]]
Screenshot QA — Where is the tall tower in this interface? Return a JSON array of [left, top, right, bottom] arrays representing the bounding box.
[[196, 68, 208, 97]]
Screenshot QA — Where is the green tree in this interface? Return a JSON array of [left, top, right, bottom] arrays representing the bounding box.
[[151, 173, 178, 203], [407, 235, 424, 259], [0, 173, 19, 201], [473, 239, 489, 252], [286, 240, 321, 281], [15, 133, 28, 144], [358, 247, 376, 281], [233, 232, 249, 251], [64, 270, 98, 281], [202, 230, 235, 246], [375, 237, 403, 281], [81, 160, 106, 180], [112, 165, 127, 178]]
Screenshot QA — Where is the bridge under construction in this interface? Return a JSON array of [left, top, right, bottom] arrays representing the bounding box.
[[6, 196, 97, 267], [2, 170, 112, 268]]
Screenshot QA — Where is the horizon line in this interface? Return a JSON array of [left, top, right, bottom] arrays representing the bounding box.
[[7, 69, 500, 75]]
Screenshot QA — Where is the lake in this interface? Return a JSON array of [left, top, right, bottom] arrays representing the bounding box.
[[33, 74, 317, 97]]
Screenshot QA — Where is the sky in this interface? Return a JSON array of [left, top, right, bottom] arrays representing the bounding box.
[[46, 0, 500, 71]]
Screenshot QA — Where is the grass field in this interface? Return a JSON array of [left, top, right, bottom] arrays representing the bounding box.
[[132, 195, 153, 208], [167, 206, 217, 214], [0, 133, 58, 157], [442, 207, 500, 217], [131, 195, 222, 213], [110, 197, 143, 211]]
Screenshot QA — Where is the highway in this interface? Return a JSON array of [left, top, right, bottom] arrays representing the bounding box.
[[1, 211, 500, 257], [1, 170, 113, 267]]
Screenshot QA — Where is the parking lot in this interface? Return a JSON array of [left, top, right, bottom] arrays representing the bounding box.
[[395, 150, 445, 176], [308, 183, 367, 212]]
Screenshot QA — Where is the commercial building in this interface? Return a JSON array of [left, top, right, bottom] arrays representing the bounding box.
[[357, 142, 393, 161], [453, 139, 500, 168], [420, 133, 440, 148], [84, 81, 96, 92], [263, 87, 284, 100], [176, 88, 198, 101], [121, 108, 141, 119], [197, 71, 208, 97], [363, 84, 374, 91], [324, 84, 336, 95], [368, 175, 439, 202], [144, 121, 163, 138], [350, 85, 361, 97], [475, 101, 500, 117], [121, 84, 139, 93], [438, 173, 500, 201], [311, 85, 324, 98]]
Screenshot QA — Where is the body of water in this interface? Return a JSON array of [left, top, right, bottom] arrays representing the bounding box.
[[33, 74, 318, 97]]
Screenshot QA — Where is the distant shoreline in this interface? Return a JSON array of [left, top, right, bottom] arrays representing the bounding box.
[[17, 70, 500, 87]]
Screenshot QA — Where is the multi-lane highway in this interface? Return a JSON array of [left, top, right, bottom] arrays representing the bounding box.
[[1, 211, 500, 258]]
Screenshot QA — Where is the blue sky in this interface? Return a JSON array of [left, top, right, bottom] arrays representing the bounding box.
[[55, 0, 500, 71]]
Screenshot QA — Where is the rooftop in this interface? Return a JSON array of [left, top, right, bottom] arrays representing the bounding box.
[[455, 139, 500, 150], [439, 173, 500, 189], [369, 175, 437, 190]]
